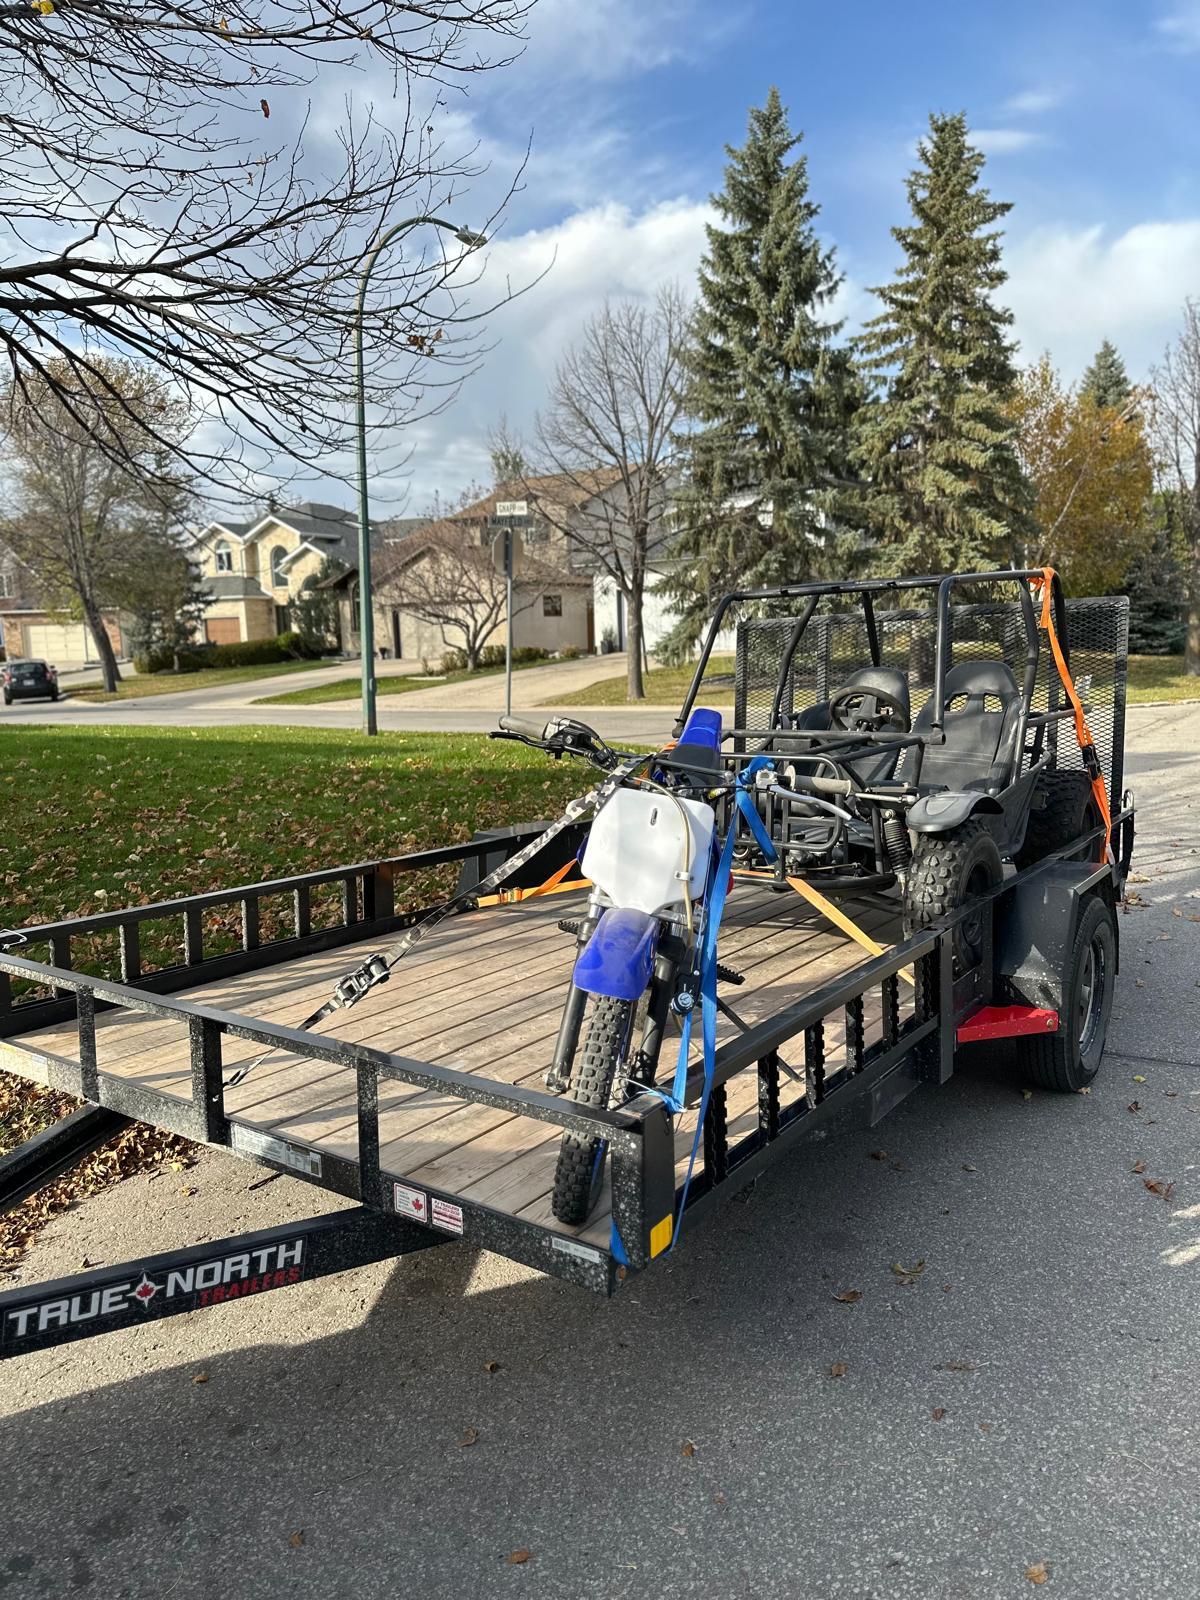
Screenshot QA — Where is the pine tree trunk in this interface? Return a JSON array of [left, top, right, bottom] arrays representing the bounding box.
[[625, 592, 645, 700], [84, 601, 122, 691]]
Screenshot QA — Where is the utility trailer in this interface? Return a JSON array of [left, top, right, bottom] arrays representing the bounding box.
[[0, 591, 1134, 1360]]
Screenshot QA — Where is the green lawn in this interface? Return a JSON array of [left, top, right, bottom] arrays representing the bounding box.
[[0, 724, 592, 935], [71, 659, 337, 702], [545, 654, 734, 709], [548, 651, 1200, 708], [254, 657, 548, 706], [1126, 655, 1200, 703]]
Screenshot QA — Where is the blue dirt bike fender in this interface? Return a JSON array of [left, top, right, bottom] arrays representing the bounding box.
[[573, 907, 659, 1001]]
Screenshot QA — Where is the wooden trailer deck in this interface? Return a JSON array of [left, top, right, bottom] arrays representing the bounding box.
[[0, 880, 905, 1251]]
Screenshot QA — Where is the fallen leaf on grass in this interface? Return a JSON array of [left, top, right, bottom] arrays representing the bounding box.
[[931, 1407, 946, 1421], [829, 1363, 848, 1378], [506, 1549, 531, 1565], [1132, 1160, 1146, 1174], [1025, 1562, 1049, 1585], [458, 1427, 479, 1448], [191, 1372, 209, 1385], [289, 1531, 304, 1549], [681, 1441, 695, 1458], [832, 1289, 861, 1304]]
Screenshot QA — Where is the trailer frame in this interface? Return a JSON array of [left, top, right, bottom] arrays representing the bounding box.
[[0, 794, 1133, 1361]]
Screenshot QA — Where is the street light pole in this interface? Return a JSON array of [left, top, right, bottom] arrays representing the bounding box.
[[354, 214, 487, 735]]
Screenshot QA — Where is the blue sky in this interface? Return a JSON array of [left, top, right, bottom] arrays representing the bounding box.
[[313, 0, 1200, 511]]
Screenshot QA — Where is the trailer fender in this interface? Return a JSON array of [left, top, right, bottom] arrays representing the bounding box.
[[573, 907, 659, 1001], [995, 860, 1117, 1011], [907, 791, 1003, 834]]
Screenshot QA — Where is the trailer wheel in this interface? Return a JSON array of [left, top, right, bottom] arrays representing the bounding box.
[[1017, 894, 1116, 1092], [1016, 770, 1103, 868], [551, 995, 632, 1226], [904, 819, 1002, 971]]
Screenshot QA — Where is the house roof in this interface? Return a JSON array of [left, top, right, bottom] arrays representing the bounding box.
[[201, 574, 272, 601]]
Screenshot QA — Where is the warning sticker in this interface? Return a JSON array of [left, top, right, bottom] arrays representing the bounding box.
[[230, 1123, 322, 1179], [393, 1182, 428, 1224], [551, 1236, 602, 1266], [430, 1197, 464, 1236]]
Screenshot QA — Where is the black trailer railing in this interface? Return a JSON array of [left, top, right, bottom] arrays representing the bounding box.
[[0, 823, 583, 1037]]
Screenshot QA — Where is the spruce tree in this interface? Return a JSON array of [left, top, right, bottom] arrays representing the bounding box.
[[662, 88, 858, 651], [1080, 339, 1133, 409], [854, 112, 1032, 574]]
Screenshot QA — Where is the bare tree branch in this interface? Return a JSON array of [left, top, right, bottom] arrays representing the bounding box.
[[524, 285, 687, 700], [1150, 298, 1200, 675], [0, 0, 531, 490]]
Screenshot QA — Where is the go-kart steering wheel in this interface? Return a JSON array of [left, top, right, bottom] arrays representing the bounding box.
[[827, 686, 908, 734]]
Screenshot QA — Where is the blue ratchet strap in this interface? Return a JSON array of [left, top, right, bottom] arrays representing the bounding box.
[[626, 755, 776, 1259]]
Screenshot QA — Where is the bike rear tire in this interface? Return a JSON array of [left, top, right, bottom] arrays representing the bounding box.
[[551, 995, 631, 1226]]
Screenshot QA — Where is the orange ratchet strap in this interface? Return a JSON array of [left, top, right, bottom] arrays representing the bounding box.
[[1031, 567, 1112, 858], [476, 858, 587, 907]]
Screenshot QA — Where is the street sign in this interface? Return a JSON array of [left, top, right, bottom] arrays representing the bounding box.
[[491, 528, 523, 577], [494, 500, 528, 518]]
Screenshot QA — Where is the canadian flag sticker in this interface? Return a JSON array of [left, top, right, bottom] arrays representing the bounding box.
[[393, 1182, 428, 1223]]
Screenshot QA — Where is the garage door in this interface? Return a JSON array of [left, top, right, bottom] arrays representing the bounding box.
[[205, 618, 241, 645], [24, 624, 86, 664]]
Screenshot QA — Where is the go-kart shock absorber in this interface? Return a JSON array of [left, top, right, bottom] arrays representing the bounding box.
[[883, 813, 911, 875]]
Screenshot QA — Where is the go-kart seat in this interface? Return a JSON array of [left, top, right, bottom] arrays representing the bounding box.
[[909, 661, 1023, 795], [789, 667, 912, 787]]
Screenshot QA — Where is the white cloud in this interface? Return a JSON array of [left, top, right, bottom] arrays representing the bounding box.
[[522, 0, 738, 82], [972, 127, 1045, 155], [1005, 217, 1200, 377], [1002, 88, 1063, 116], [1157, 2, 1200, 49]]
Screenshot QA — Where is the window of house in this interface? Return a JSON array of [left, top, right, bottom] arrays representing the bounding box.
[[0, 570, 13, 598], [214, 540, 233, 573], [524, 520, 549, 544], [270, 545, 289, 587], [543, 593, 563, 618]]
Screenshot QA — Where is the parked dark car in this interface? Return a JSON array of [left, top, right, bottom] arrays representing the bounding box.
[[2, 659, 59, 704]]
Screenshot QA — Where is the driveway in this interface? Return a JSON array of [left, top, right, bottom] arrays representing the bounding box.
[[0, 706, 1198, 1599]]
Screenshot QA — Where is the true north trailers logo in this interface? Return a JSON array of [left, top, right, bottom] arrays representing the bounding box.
[[4, 1238, 305, 1343]]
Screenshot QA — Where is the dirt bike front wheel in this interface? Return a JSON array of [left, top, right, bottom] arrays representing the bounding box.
[[550, 994, 633, 1226]]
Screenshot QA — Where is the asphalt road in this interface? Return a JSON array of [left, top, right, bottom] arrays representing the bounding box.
[[1, 654, 677, 744], [1, 703, 1198, 1600]]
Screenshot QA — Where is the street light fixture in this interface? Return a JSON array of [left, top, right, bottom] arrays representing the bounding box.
[[354, 214, 488, 735]]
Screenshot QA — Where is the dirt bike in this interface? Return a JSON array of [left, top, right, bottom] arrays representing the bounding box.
[[492, 708, 740, 1226]]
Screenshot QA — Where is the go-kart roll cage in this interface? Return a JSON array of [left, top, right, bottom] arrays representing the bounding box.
[[673, 569, 1066, 764]]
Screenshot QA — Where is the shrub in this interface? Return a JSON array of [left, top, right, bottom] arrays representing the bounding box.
[[440, 649, 468, 673], [136, 631, 318, 674], [557, 644, 581, 660], [511, 646, 549, 665]]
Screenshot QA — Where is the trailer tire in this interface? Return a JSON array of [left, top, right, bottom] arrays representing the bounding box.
[[551, 995, 632, 1226], [1016, 770, 1103, 868], [1017, 894, 1116, 1092], [904, 819, 1002, 971]]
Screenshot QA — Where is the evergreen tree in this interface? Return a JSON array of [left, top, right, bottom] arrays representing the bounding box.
[[662, 88, 859, 651], [1126, 492, 1186, 655], [1080, 340, 1132, 410], [854, 112, 1032, 573]]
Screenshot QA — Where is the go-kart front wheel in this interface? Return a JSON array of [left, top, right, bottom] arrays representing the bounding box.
[[903, 819, 1002, 972]]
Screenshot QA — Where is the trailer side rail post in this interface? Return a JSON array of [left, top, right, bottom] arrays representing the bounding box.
[[354, 1055, 383, 1209], [188, 1014, 228, 1144]]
